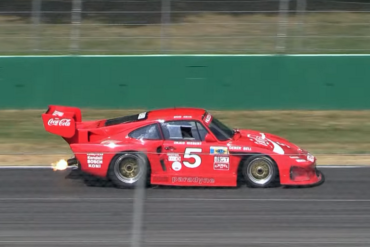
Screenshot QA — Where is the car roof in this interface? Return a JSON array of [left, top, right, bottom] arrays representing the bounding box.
[[103, 107, 207, 127], [147, 107, 207, 121]]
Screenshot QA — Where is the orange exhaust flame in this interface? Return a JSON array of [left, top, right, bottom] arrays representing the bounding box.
[[51, 159, 68, 171]]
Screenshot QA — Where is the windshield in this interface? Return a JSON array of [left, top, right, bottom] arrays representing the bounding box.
[[208, 117, 234, 141]]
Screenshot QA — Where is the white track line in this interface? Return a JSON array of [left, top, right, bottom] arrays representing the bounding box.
[[318, 165, 370, 168], [1, 54, 370, 58], [0, 240, 369, 244], [149, 198, 370, 202], [0, 166, 76, 169], [0, 165, 368, 169], [0, 240, 130, 244], [0, 166, 52, 169], [0, 197, 369, 202]]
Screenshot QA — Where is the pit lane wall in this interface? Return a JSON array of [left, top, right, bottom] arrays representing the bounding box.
[[1, 55, 369, 110]]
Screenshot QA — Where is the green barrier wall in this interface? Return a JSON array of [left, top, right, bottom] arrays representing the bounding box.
[[1, 55, 369, 110]]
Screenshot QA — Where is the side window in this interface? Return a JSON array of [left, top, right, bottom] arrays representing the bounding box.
[[161, 121, 201, 141], [129, 124, 161, 140], [196, 122, 209, 141]]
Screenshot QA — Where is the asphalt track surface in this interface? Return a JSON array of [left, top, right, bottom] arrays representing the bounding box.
[[1, 167, 370, 247]]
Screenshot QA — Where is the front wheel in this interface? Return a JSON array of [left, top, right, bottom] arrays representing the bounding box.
[[241, 155, 279, 188], [108, 152, 149, 189]]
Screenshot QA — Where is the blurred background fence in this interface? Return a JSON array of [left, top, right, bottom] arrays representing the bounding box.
[[1, 0, 370, 55]]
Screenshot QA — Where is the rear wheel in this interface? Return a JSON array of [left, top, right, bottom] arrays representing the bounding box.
[[242, 155, 279, 188], [108, 152, 148, 189]]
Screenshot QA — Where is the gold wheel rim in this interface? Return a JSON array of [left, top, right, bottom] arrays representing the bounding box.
[[247, 158, 273, 185], [119, 158, 139, 179], [250, 160, 270, 179]]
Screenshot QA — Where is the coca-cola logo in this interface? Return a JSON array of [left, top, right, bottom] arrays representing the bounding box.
[[48, 118, 71, 127], [247, 134, 270, 146]]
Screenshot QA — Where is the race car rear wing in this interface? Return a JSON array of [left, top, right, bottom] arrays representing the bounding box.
[[41, 105, 82, 139]]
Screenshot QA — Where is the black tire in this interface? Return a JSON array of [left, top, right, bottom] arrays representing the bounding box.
[[241, 155, 279, 188], [311, 169, 325, 187], [317, 169, 325, 185], [108, 152, 149, 189]]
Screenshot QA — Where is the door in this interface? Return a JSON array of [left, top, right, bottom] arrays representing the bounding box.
[[159, 120, 229, 186]]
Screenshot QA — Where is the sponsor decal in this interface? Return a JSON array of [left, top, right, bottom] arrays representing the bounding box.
[[228, 145, 251, 152], [168, 153, 181, 162], [138, 112, 147, 119], [174, 141, 185, 145], [204, 114, 212, 124], [186, 142, 201, 145], [210, 146, 229, 155], [169, 148, 202, 169], [174, 141, 201, 145], [52, 110, 64, 117], [247, 133, 284, 155], [247, 134, 269, 146], [214, 163, 229, 170], [172, 161, 182, 171], [87, 153, 103, 168], [172, 176, 215, 184], [213, 156, 229, 170], [229, 146, 242, 150], [173, 116, 192, 119], [47, 118, 71, 127], [214, 156, 229, 163], [276, 141, 291, 149]]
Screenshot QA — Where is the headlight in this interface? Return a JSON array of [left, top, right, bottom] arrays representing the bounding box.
[[307, 153, 315, 162]]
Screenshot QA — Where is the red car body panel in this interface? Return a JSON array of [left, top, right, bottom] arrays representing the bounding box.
[[42, 105, 323, 187]]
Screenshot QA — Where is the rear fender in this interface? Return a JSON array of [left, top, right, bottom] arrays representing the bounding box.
[[70, 143, 157, 178]]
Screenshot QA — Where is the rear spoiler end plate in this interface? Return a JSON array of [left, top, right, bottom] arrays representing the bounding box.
[[41, 105, 82, 138]]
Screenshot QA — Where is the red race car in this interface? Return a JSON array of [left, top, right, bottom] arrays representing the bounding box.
[[42, 105, 324, 189]]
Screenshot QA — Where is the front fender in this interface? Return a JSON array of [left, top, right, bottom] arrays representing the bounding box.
[[230, 147, 298, 180], [233, 149, 318, 185]]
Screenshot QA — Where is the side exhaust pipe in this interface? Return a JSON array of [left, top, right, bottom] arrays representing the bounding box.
[[67, 157, 78, 166], [52, 157, 78, 171]]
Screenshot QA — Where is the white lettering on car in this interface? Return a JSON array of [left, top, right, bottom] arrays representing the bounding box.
[[213, 156, 229, 170], [48, 118, 71, 127], [204, 114, 212, 123], [170, 148, 203, 170], [183, 148, 202, 168], [247, 133, 285, 154], [87, 153, 103, 168], [172, 177, 215, 184]]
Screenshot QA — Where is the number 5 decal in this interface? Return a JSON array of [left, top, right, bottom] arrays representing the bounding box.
[[183, 148, 202, 168]]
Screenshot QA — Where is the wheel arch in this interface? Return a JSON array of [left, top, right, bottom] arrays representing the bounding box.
[[235, 152, 280, 184], [108, 149, 152, 181]]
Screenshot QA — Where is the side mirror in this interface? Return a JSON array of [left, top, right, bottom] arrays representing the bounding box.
[[205, 133, 217, 142]]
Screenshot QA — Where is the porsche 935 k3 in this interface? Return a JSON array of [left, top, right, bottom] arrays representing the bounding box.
[[42, 105, 324, 188]]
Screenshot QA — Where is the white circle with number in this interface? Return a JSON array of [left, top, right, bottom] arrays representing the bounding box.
[[172, 162, 182, 171]]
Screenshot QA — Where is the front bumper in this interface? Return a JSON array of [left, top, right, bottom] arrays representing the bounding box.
[[281, 162, 325, 186]]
